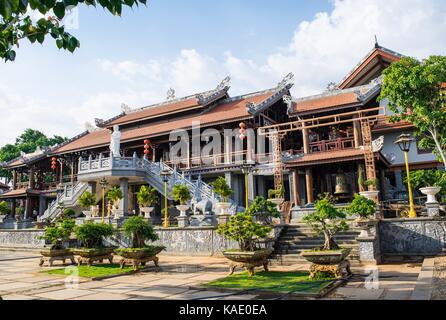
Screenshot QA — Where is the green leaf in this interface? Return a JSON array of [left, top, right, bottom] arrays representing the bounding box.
[[53, 2, 66, 19], [56, 39, 63, 49], [5, 50, 16, 61]]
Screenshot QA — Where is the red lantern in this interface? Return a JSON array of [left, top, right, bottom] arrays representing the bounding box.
[[51, 157, 57, 170], [143, 139, 150, 158], [239, 123, 247, 140]]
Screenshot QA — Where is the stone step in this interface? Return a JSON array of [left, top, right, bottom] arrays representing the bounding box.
[[278, 236, 358, 242], [277, 241, 359, 249]]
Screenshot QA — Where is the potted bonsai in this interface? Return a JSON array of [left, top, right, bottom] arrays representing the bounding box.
[[211, 177, 233, 221], [267, 185, 285, 208], [410, 170, 445, 204], [245, 196, 281, 225], [38, 219, 76, 267], [108, 186, 124, 218], [345, 194, 377, 237], [77, 191, 97, 220], [72, 222, 116, 266], [301, 194, 350, 265], [0, 201, 10, 223], [217, 211, 273, 276], [172, 184, 191, 217], [137, 185, 159, 220], [359, 179, 380, 203], [114, 216, 165, 270]]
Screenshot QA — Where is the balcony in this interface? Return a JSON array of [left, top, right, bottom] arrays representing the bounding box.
[[309, 137, 355, 153]]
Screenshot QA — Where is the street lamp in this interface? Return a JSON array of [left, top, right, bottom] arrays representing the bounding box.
[[99, 178, 108, 223], [239, 122, 251, 209], [394, 133, 417, 218], [160, 170, 171, 228]]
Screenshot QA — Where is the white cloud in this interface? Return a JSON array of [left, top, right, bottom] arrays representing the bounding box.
[[1, 0, 446, 147]]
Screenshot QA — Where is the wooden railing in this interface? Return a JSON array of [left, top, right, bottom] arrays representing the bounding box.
[[309, 137, 355, 153]]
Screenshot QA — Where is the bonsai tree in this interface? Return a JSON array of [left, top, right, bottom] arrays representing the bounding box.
[[172, 184, 191, 205], [137, 186, 159, 207], [121, 216, 159, 248], [74, 222, 115, 249], [210, 177, 233, 202], [217, 212, 271, 252], [108, 186, 124, 208], [364, 179, 378, 191], [39, 219, 76, 250], [303, 194, 348, 251], [0, 201, 10, 216], [267, 185, 285, 199], [58, 208, 76, 221], [345, 194, 376, 221], [77, 191, 97, 209], [407, 170, 446, 195], [245, 196, 280, 225]]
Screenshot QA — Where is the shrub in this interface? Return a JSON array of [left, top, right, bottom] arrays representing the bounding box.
[[137, 185, 159, 207], [345, 194, 376, 220], [74, 222, 115, 248], [107, 186, 124, 203], [365, 179, 378, 190], [172, 184, 191, 205], [245, 197, 280, 225], [15, 207, 24, 216], [59, 208, 76, 220], [406, 170, 446, 195], [78, 191, 97, 209], [303, 194, 348, 251], [0, 201, 10, 215], [211, 177, 233, 202], [40, 219, 75, 250], [217, 212, 271, 252], [122, 216, 159, 248]]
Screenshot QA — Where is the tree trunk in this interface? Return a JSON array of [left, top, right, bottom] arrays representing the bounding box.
[[429, 129, 446, 169], [322, 231, 339, 251]]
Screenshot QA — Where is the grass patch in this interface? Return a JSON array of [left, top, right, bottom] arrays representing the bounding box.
[[44, 264, 134, 278], [204, 271, 335, 294]]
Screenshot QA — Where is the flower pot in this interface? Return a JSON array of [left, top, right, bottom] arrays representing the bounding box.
[[222, 249, 273, 264], [420, 187, 441, 204], [40, 248, 71, 258], [72, 248, 115, 266], [355, 220, 372, 238], [176, 205, 190, 217], [268, 198, 284, 207], [114, 246, 165, 260], [217, 202, 231, 215], [301, 248, 351, 265], [359, 191, 380, 203], [140, 207, 154, 219]]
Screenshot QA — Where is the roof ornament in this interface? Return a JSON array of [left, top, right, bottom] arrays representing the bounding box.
[[374, 35, 380, 48], [95, 118, 105, 127], [85, 122, 99, 133], [325, 82, 340, 93], [282, 95, 294, 114], [166, 88, 176, 100], [121, 103, 132, 114], [216, 76, 231, 91], [277, 73, 294, 90]]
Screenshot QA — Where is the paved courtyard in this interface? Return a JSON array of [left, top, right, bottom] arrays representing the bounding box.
[[0, 250, 436, 300]]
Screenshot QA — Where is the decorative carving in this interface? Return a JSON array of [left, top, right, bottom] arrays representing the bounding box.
[[166, 88, 176, 100], [216, 76, 231, 91], [85, 122, 99, 133], [309, 261, 351, 279], [326, 82, 340, 92], [277, 72, 295, 89], [94, 118, 104, 127], [384, 152, 396, 163], [110, 125, 121, 157], [372, 136, 385, 152], [121, 103, 132, 114]]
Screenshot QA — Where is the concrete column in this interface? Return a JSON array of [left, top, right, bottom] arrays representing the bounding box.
[[70, 160, 75, 184], [305, 169, 314, 204], [120, 178, 129, 216], [248, 173, 255, 203], [303, 127, 310, 154], [380, 170, 388, 201], [246, 129, 255, 164], [11, 199, 16, 218], [12, 170, 17, 190], [257, 176, 266, 198], [395, 170, 404, 191], [28, 167, 35, 189], [88, 181, 97, 194], [225, 172, 234, 200], [38, 195, 46, 216], [292, 170, 301, 206], [24, 196, 31, 219], [224, 135, 232, 164]]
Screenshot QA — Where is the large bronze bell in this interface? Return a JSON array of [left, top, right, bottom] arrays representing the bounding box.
[[335, 171, 349, 195]]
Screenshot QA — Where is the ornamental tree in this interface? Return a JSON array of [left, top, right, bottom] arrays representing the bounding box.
[[210, 176, 233, 202], [379, 56, 446, 168], [0, 0, 148, 62], [121, 216, 158, 248]]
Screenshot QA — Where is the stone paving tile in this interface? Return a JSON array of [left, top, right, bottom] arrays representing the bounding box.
[[71, 292, 130, 300], [126, 285, 190, 298], [381, 289, 412, 300], [189, 273, 227, 281], [141, 278, 199, 287], [104, 274, 162, 284], [331, 287, 385, 300], [0, 281, 40, 292], [76, 280, 118, 290], [1, 294, 40, 300], [176, 290, 232, 300], [92, 283, 147, 294], [34, 288, 96, 300]]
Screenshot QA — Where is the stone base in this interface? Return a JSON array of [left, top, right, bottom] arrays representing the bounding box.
[[216, 214, 231, 225], [77, 254, 113, 266], [426, 203, 440, 217], [119, 256, 160, 271], [309, 260, 351, 279], [357, 236, 381, 264], [190, 214, 216, 227], [229, 259, 269, 277], [39, 255, 76, 267], [176, 216, 190, 228]]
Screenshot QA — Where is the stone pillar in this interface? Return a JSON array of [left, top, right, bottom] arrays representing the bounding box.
[[303, 127, 310, 154], [380, 169, 387, 201], [28, 167, 35, 189], [119, 178, 129, 216], [292, 169, 301, 207], [257, 176, 266, 198], [38, 195, 46, 216], [357, 221, 381, 264], [248, 173, 255, 203], [224, 133, 232, 164], [11, 199, 16, 218], [70, 160, 75, 184], [246, 129, 255, 164], [12, 170, 17, 190], [24, 196, 32, 220], [305, 169, 314, 204], [88, 181, 97, 194], [395, 170, 404, 191], [353, 119, 361, 148]]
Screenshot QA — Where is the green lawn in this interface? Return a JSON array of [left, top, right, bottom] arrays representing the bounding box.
[[44, 264, 134, 278], [205, 271, 335, 294]]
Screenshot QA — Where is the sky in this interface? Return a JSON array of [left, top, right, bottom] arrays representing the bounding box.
[[1, 0, 446, 146]]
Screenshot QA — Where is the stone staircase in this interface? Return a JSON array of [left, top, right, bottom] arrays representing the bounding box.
[[269, 222, 361, 266]]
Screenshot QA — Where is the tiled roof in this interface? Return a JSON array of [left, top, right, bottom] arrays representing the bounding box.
[[2, 147, 52, 169], [0, 182, 9, 189], [0, 188, 40, 199], [284, 149, 366, 167], [373, 117, 414, 133], [53, 91, 275, 154]]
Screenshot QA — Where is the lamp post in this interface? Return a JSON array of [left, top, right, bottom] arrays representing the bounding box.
[[239, 122, 251, 209], [394, 134, 417, 218], [99, 178, 108, 223], [161, 170, 171, 228]]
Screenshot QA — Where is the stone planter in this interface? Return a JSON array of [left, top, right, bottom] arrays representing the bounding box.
[[268, 198, 284, 207], [39, 248, 75, 267], [301, 248, 351, 265], [356, 219, 373, 238], [217, 202, 231, 215], [72, 248, 114, 266], [114, 246, 165, 270], [420, 187, 441, 204], [140, 207, 154, 219], [222, 248, 273, 276], [359, 191, 380, 203], [176, 205, 190, 217]]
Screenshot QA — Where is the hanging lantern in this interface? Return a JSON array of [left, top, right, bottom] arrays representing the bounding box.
[[51, 157, 57, 170], [143, 139, 150, 157], [239, 122, 247, 140]]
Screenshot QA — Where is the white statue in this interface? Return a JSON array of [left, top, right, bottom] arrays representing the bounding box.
[[110, 125, 121, 157]]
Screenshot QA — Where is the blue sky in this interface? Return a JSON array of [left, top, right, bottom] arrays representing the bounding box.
[[1, 0, 445, 146]]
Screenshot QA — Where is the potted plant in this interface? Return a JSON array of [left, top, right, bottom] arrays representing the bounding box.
[[114, 216, 165, 270], [345, 194, 377, 237], [410, 170, 445, 204], [0, 201, 10, 223], [211, 177, 233, 218], [72, 222, 116, 266], [172, 184, 191, 217], [359, 179, 380, 203], [217, 210, 273, 276], [107, 186, 124, 218], [137, 185, 159, 219], [302, 194, 350, 265], [77, 191, 97, 220], [267, 185, 285, 208], [245, 196, 281, 225], [38, 219, 76, 266]]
